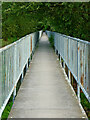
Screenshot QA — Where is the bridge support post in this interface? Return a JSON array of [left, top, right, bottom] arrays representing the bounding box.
[[60, 56, 61, 65], [26, 62, 28, 71], [77, 84, 80, 103], [63, 61, 65, 69], [13, 86, 16, 102], [68, 70, 71, 83], [28, 57, 30, 66], [21, 70, 24, 83]]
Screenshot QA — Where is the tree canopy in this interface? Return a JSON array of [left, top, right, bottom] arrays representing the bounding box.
[[2, 2, 90, 43]]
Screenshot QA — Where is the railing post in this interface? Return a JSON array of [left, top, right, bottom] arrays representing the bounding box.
[[0, 52, 2, 119], [13, 43, 16, 102], [0, 53, 2, 117], [68, 38, 71, 83], [77, 41, 80, 102], [63, 61, 65, 69], [26, 62, 28, 71], [88, 45, 90, 98], [31, 36, 32, 55]]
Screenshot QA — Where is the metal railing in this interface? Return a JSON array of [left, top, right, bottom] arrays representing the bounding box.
[[46, 31, 90, 103], [0, 30, 42, 118]]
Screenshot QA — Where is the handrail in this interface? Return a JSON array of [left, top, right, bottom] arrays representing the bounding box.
[[46, 30, 90, 103], [48, 31, 90, 45], [0, 30, 43, 118]]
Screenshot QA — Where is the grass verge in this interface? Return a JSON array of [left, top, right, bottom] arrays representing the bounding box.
[[80, 92, 90, 119], [1, 77, 22, 119], [1, 95, 13, 120]]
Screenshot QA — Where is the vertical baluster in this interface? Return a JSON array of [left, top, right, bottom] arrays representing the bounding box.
[[77, 41, 80, 102], [13, 44, 16, 102]]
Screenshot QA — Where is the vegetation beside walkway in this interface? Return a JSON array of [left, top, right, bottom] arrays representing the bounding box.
[[2, 2, 89, 47]]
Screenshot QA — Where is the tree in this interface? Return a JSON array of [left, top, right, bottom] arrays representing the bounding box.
[[2, 2, 90, 43]]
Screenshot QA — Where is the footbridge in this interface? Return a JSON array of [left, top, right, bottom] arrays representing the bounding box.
[[0, 31, 90, 119]]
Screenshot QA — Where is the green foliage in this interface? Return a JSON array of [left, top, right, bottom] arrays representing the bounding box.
[[49, 34, 54, 48], [1, 78, 22, 119], [2, 2, 90, 47], [81, 92, 90, 118], [0, 37, 17, 47], [1, 95, 13, 119]]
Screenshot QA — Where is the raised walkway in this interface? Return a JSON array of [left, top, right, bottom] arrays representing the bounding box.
[[9, 33, 86, 118]]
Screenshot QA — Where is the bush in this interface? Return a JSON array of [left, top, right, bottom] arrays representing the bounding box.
[[49, 34, 54, 48]]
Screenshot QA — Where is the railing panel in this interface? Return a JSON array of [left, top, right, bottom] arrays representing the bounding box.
[[0, 31, 42, 117], [69, 39, 77, 80], [46, 30, 90, 102], [78, 42, 89, 98], [0, 45, 15, 109]]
